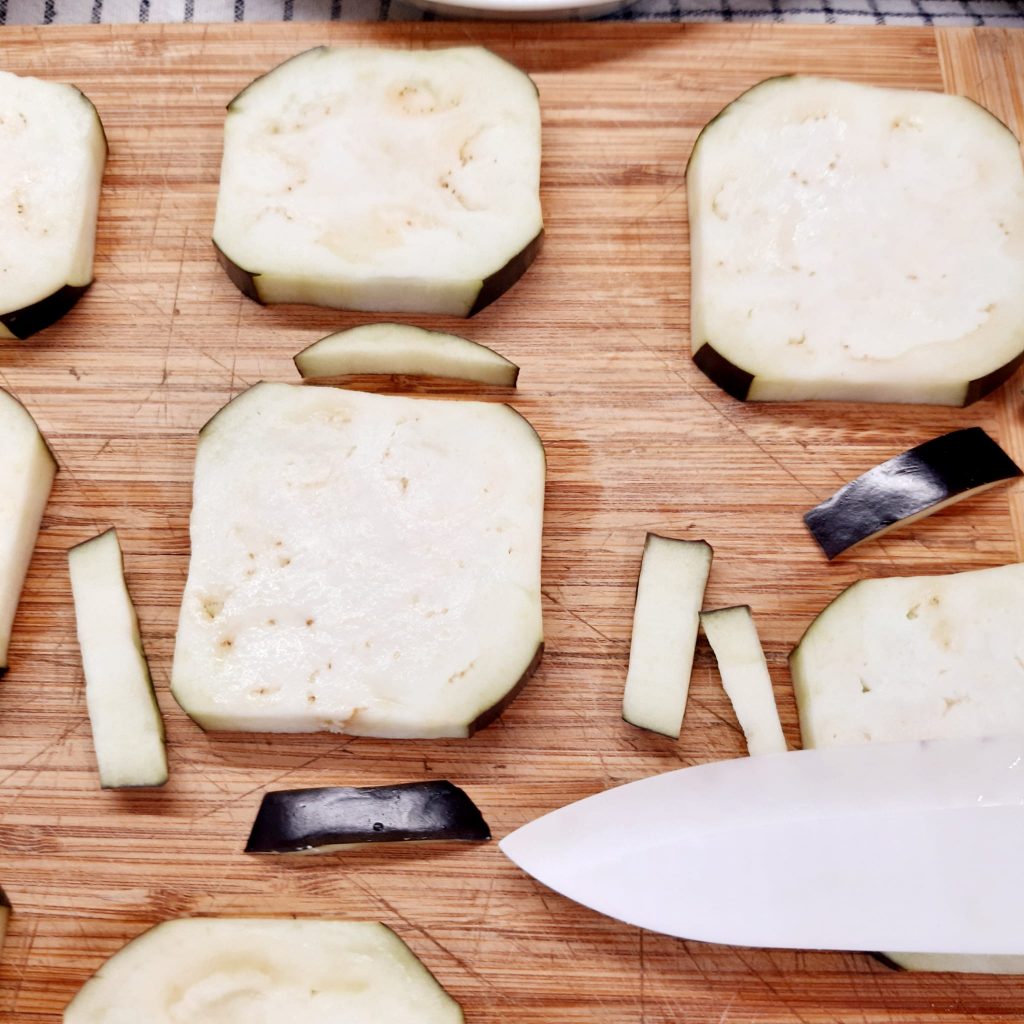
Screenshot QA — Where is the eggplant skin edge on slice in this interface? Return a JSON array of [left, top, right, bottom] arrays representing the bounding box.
[[172, 382, 545, 737], [686, 75, 1024, 405], [791, 560, 1024, 974], [245, 780, 491, 854], [67, 528, 169, 790], [212, 46, 544, 318], [0, 74, 107, 339], [293, 322, 520, 387], [803, 427, 1023, 559], [621, 533, 714, 738]]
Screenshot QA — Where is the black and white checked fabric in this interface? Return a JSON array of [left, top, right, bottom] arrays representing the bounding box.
[[0, 0, 1021, 29]]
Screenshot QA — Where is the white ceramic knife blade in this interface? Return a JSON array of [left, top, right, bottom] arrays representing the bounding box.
[[499, 736, 1024, 954]]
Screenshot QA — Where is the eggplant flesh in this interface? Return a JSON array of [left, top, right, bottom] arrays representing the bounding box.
[[793, 562, 1024, 972], [804, 427, 1022, 559], [171, 383, 544, 737], [688, 76, 1024, 405], [0, 71, 106, 339], [68, 529, 167, 789], [246, 780, 489, 853], [700, 605, 786, 756], [0, 389, 57, 675], [621, 534, 713, 738], [294, 323, 519, 386], [213, 46, 543, 317], [63, 918, 464, 1023]]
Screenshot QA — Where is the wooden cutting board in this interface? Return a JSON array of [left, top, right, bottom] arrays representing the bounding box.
[[1, 21, 1023, 1023]]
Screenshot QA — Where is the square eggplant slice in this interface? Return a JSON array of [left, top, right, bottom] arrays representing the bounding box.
[[0, 70, 106, 339], [213, 46, 543, 317], [171, 383, 544, 737], [688, 76, 1024, 405]]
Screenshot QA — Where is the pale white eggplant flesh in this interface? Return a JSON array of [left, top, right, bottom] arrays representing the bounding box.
[[0, 70, 106, 339], [621, 534, 713, 738], [213, 46, 543, 317], [793, 561, 1024, 973], [804, 427, 1022, 559], [68, 529, 167, 789], [63, 918, 464, 1023], [294, 323, 519, 386], [0, 389, 57, 675], [700, 605, 786, 755], [688, 76, 1024, 405], [172, 382, 544, 737]]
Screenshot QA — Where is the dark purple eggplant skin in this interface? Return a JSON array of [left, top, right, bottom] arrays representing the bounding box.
[[1, 282, 91, 340], [245, 780, 491, 854], [804, 427, 1022, 560], [467, 229, 544, 317], [213, 231, 543, 318], [691, 343, 754, 401]]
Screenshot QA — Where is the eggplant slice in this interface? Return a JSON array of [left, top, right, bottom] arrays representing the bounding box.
[[68, 529, 167, 789], [213, 46, 543, 317], [621, 534, 713, 738], [0, 70, 106, 339], [688, 76, 1024, 405], [804, 427, 1022, 559], [63, 918, 464, 1023], [295, 323, 519, 387], [794, 561, 1024, 972], [246, 780, 489, 853], [700, 605, 786, 756], [171, 383, 544, 737], [0, 389, 57, 676], [791, 562, 1024, 748]]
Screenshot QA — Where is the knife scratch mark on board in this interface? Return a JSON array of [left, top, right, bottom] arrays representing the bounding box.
[[350, 877, 519, 1006], [541, 588, 614, 643]]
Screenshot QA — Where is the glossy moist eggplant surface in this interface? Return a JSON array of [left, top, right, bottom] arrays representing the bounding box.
[[804, 427, 1022, 558], [245, 781, 491, 853]]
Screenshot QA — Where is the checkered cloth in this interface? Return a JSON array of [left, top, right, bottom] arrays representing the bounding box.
[[0, 0, 1021, 28]]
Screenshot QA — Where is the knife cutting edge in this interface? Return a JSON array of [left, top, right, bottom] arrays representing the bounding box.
[[499, 735, 1024, 955]]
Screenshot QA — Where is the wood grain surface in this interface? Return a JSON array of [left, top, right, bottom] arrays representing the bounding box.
[[1, 22, 1023, 1023]]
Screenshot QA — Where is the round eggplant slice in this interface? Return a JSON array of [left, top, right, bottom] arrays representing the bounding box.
[[804, 427, 1022, 559], [245, 780, 490, 854], [63, 918, 464, 1023], [294, 323, 519, 387], [213, 46, 543, 318], [0, 71, 106, 339], [687, 76, 1024, 405]]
